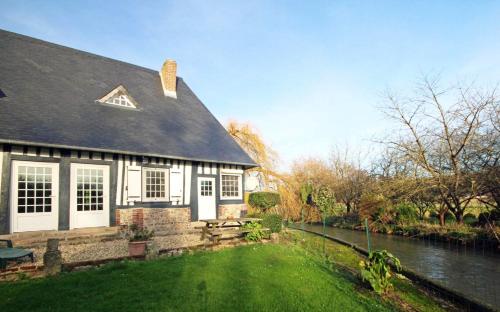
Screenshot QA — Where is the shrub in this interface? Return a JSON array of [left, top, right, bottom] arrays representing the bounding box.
[[359, 250, 402, 294], [358, 193, 391, 222], [127, 224, 154, 242], [394, 203, 418, 224], [478, 210, 500, 226], [245, 211, 262, 218], [427, 212, 439, 224], [262, 213, 283, 233], [345, 212, 361, 224], [326, 213, 360, 227], [243, 221, 265, 241], [248, 192, 281, 211], [374, 206, 396, 225], [463, 213, 477, 225], [445, 212, 456, 224]]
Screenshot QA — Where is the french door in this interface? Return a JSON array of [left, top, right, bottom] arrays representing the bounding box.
[[70, 163, 110, 229], [11, 161, 59, 232]]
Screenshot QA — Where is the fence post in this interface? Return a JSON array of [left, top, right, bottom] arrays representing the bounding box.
[[322, 211, 326, 254], [301, 207, 305, 239], [365, 218, 371, 254]]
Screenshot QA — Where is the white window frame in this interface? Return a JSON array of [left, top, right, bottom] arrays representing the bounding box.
[[69, 163, 110, 229], [98, 85, 139, 109], [105, 93, 135, 108], [10, 161, 60, 233], [220, 172, 243, 200], [142, 167, 169, 202]]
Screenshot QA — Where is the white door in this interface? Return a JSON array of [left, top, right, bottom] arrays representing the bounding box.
[[198, 177, 216, 220], [11, 161, 59, 233], [70, 163, 110, 229]]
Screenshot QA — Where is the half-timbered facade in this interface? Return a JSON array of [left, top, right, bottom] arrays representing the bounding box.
[[0, 30, 256, 234]]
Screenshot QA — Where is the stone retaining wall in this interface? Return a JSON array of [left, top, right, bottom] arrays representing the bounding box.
[[218, 204, 247, 219], [116, 208, 191, 233]]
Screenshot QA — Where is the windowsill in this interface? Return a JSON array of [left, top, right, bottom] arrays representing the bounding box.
[[220, 197, 243, 201], [141, 199, 170, 203]]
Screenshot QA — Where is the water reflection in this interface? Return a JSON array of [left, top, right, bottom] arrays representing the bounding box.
[[301, 224, 500, 309]]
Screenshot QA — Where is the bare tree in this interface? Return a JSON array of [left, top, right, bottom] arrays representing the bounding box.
[[372, 148, 440, 222], [467, 100, 500, 211], [329, 147, 371, 213], [382, 76, 497, 223]]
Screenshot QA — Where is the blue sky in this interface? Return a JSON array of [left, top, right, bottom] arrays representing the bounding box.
[[1, 1, 499, 169]]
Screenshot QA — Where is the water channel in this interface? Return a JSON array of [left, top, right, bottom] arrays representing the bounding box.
[[299, 224, 500, 310]]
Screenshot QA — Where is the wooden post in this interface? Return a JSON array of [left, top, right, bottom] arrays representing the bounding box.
[[301, 207, 305, 239], [322, 211, 326, 254], [365, 218, 371, 254]]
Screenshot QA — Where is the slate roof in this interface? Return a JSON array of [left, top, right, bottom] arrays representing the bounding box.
[[0, 29, 257, 167]]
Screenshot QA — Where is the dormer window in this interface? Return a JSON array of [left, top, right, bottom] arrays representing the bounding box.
[[106, 93, 135, 107], [98, 85, 138, 109]]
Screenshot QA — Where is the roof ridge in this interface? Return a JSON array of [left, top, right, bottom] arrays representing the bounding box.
[[0, 28, 177, 77]]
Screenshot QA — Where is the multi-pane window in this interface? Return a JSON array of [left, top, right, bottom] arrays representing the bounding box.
[[76, 168, 104, 211], [143, 168, 168, 201], [201, 180, 213, 196], [17, 166, 52, 213], [221, 174, 241, 199], [104, 92, 136, 108]]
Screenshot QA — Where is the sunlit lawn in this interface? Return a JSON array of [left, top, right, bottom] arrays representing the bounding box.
[[0, 243, 395, 312]]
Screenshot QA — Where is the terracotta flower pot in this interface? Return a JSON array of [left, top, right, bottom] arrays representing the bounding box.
[[128, 241, 147, 256]]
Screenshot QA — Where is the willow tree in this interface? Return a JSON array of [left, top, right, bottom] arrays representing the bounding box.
[[226, 121, 280, 189]]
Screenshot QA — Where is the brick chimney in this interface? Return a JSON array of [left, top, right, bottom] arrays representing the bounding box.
[[160, 59, 177, 98]]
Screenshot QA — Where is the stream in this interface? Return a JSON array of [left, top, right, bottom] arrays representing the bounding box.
[[299, 224, 500, 310]]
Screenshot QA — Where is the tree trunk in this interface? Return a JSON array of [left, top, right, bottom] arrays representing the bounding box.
[[455, 211, 464, 224], [439, 212, 446, 226], [345, 202, 352, 213]]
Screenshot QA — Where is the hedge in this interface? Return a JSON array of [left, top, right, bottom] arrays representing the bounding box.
[[262, 213, 283, 233], [248, 192, 281, 211]]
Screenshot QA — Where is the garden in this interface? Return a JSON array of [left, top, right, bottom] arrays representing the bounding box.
[[0, 232, 453, 312], [232, 78, 499, 250]]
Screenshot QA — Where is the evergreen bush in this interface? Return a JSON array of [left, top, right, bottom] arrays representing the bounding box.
[[262, 213, 283, 233], [248, 192, 281, 211]]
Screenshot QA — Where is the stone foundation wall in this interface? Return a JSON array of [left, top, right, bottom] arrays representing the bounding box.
[[218, 204, 247, 219], [116, 208, 191, 234]]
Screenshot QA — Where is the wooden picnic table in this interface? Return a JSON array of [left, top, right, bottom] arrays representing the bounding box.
[[198, 218, 267, 244], [200, 217, 262, 228]]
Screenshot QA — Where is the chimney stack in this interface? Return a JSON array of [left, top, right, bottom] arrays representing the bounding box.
[[160, 59, 177, 98]]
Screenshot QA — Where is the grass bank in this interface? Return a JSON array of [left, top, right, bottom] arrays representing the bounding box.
[[283, 230, 457, 312], [0, 240, 453, 312], [324, 219, 499, 249], [1, 243, 400, 312]]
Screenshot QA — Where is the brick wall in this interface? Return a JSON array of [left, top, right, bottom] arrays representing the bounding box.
[[116, 208, 191, 234], [218, 204, 247, 219]]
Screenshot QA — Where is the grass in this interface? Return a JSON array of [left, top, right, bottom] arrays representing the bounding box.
[[286, 230, 452, 312], [0, 243, 398, 312], [326, 217, 499, 247]]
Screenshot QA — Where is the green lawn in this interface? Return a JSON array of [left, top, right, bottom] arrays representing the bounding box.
[[0, 243, 398, 312], [287, 230, 451, 312]]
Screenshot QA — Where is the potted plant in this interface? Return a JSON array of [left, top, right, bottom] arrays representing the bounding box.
[[127, 224, 154, 256]]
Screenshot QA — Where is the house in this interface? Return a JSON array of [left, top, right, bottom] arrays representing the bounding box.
[[244, 171, 279, 193], [0, 29, 257, 234]]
